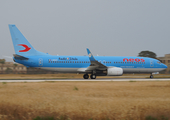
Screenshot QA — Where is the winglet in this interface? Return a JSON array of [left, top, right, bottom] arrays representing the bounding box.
[[86, 48, 96, 61]]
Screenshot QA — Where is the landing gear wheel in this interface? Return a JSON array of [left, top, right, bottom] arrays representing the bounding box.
[[83, 74, 89, 79], [90, 74, 96, 79], [150, 75, 153, 79]]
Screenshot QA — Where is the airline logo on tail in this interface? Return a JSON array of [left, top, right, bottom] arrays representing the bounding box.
[[18, 44, 31, 52]]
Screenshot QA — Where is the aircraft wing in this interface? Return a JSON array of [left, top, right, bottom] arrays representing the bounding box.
[[86, 48, 107, 71]]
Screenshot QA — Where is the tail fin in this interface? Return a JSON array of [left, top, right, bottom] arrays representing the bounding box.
[[9, 24, 47, 56]]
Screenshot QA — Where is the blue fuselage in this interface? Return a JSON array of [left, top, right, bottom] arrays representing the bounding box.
[[14, 55, 167, 74]]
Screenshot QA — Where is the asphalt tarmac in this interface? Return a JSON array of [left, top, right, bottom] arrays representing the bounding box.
[[0, 78, 170, 82]]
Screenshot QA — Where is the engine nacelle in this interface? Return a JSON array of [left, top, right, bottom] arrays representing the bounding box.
[[107, 67, 123, 76]]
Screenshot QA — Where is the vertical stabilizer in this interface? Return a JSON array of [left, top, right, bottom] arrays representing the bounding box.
[[9, 24, 47, 56]]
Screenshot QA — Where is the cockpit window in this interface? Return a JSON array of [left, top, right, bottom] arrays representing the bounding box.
[[157, 61, 161, 64]]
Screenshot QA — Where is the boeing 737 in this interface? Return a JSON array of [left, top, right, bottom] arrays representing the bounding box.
[[9, 24, 167, 79]]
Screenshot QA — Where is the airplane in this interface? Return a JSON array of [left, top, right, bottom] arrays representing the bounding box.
[[8, 24, 167, 79]]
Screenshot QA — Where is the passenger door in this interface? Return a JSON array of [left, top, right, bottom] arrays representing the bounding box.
[[150, 60, 154, 67]]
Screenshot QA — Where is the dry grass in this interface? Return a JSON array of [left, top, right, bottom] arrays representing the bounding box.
[[0, 81, 170, 120]]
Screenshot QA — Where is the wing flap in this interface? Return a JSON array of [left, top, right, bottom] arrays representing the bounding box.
[[86, 48, 107, 71]]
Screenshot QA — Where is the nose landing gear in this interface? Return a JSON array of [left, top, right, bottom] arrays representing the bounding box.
[[150, 74, 153, 79]]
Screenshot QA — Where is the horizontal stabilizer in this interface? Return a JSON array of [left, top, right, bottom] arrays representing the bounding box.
[[13, 54, 29, 60]]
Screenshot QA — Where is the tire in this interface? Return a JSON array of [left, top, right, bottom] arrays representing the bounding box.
[[90, 74, 96, 79], [83, 74, 89, 79], [150, 75, 153, 79]]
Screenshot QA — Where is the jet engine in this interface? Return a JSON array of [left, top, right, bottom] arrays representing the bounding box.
[[107, 67, 123, 76]]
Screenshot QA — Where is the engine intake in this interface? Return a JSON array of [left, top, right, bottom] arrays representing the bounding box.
[[107, 67, 123, 76]]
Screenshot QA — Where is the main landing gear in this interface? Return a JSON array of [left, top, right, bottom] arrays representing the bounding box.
[[83, 74, 96, 79], [83, 74, 89, 79], [90, 74, 96, 79]]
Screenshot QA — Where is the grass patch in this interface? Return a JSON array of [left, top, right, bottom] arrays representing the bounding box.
[[56, 115, 69, 120], [73, 86, 78, 91], [45, 81, 56, 83], [129, 80, 136, 82], [145, 115, 169, 120], [160, 115, 169, 120], [145, 116, 158, 120], [2, 82, 7, 84], [33, 116, 55, 120]]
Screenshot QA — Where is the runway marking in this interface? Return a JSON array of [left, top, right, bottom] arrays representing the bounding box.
[[0, 79, 170, 82]]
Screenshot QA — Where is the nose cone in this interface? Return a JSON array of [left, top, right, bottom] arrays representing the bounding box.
[[162, 64, 167, 69]]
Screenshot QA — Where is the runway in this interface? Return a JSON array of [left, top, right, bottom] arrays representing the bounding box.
[[0, 78, 170, 82]]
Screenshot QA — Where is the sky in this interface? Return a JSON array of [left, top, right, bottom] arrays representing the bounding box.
[[0, 0, 170, 61]]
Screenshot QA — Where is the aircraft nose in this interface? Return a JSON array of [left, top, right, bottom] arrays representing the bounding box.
[[162, 64, 167, 69]]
